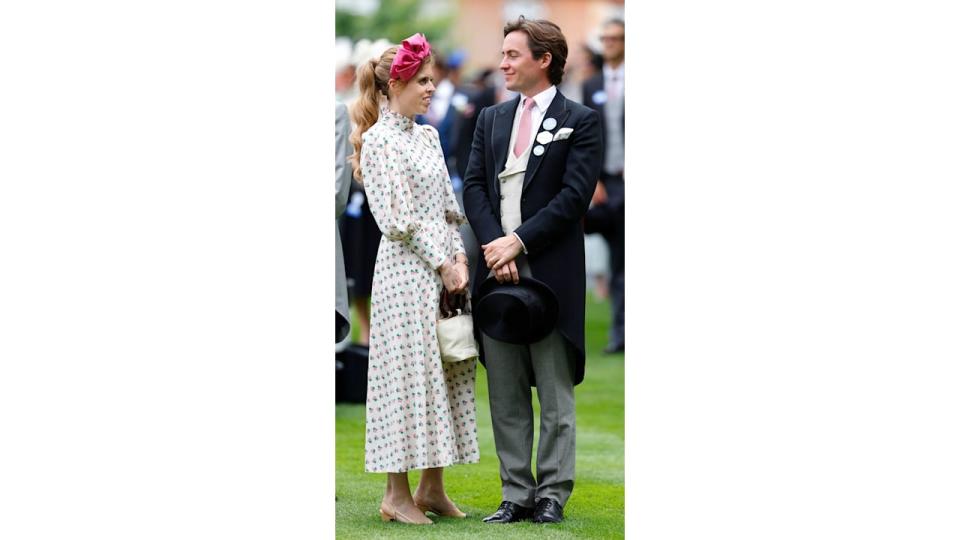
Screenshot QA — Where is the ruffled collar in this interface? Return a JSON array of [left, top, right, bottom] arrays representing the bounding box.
[[380, 106, 415, 132]]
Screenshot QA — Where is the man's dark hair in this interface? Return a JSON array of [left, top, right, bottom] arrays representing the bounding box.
[[503, 16, 568, 86]]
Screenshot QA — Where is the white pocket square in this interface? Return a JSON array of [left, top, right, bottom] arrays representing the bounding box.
[[552, 127, 574, 141]]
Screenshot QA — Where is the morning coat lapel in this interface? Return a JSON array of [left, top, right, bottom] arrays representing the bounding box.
[[522, 92, 570, 193], [492, 96, 520, 196]]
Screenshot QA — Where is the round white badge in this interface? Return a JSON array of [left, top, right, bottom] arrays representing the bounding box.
[[592, 90, 608, 105], [451, 93, 469, 112], [536, 131, 553, 145], [542, 117, 557, 131], [533, 145, 545, 156]]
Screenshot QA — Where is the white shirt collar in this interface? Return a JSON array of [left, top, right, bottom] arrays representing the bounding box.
[[603, 64, 625, 80], [519, 85, 557, 112]]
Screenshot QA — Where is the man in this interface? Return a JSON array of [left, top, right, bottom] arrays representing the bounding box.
[[462, 16, 602, 524], [334, 101, 352, 343], [583, 18, 626, 354]]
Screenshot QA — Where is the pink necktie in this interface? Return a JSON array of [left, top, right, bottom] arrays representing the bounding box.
[[513, 97, 535, 157]]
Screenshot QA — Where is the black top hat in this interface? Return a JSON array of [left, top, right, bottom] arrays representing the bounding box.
[[474, 276, 559, 344]]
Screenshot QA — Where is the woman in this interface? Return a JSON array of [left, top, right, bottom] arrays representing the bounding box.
[[349, 33, 478, 526]]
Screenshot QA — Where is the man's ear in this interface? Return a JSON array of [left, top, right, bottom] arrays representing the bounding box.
[[540, 52, 552, 71]]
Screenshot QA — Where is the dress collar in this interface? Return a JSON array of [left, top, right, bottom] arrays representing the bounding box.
[[380, 106, 415, 132]]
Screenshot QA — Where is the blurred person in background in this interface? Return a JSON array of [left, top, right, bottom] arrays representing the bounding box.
[[422, 54, 450, 128], [350, 33, 478, 526], [463, 16, 602, 525], [559, 42, 603, 104], [563, 41, 609, 300], [444, 52, 496, 275], [337, 37, 394, 346], [453, 63, 498, 183], [583, 17, 625, 354], [420, 49, 470, 177], [335, 39, 357, 103], [337, 174, 380, 345], [335, 101, 353, 344], [419, 49, 496, 286]]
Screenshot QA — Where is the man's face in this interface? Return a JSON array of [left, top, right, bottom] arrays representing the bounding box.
[[500, 30, 550, 94], [600, 22, 625, 63]]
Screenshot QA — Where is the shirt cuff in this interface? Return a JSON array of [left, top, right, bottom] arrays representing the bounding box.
[[512, 232, 528, 254]]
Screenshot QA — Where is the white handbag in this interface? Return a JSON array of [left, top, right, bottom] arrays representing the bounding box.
[[437, 290, 479, 363]]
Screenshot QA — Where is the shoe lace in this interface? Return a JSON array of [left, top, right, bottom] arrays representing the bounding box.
[[536, 498, 556, 511]]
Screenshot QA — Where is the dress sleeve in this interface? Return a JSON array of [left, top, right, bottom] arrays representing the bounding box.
[[444, 184, 466, 258], [361, 131, 449, 270]]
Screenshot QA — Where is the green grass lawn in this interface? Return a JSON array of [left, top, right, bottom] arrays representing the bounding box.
[[336, 293, 624, 539]]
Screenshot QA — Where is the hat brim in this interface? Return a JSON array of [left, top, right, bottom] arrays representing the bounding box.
[[475, 276, 559, 344]]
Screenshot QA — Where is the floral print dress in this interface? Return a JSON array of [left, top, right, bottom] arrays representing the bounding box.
[[360, 107, 480, 473]]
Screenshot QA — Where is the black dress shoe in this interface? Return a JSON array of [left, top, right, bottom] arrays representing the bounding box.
[[532, 497, 564, 523], [482, 501, 533, 523]]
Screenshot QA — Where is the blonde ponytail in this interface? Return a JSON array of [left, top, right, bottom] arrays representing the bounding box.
[[349, 48, 397, 183]]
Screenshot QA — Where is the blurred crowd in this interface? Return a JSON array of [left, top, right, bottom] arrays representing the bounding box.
[[335, 17, 625, 354]]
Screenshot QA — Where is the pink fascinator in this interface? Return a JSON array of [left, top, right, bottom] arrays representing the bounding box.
[[390, 33, 432, 81]]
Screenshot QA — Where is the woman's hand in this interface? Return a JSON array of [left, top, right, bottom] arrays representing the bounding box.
[[454, 260, 470, 291], [439, 258, 467, 294]]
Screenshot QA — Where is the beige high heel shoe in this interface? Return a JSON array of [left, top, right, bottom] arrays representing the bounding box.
[[414, 497, 467, 519], [379, 502, 433, 525]]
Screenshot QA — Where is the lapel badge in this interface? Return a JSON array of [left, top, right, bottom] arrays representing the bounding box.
[[542, 117, 557, 131], [451, 93, 469, 112], [536, 131, 553, 145], [533, 145, 545, 156]]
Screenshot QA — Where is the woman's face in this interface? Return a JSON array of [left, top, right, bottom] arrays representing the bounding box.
[[390, 63, 435, 117]]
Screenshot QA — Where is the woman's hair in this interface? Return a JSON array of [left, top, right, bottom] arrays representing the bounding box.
[[348, 46, 396, 183], [348, 45, 433, 183], [503, 16, 568, 86]]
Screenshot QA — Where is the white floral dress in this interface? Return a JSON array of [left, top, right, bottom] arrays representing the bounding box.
[[361, 107, 480, 473]]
